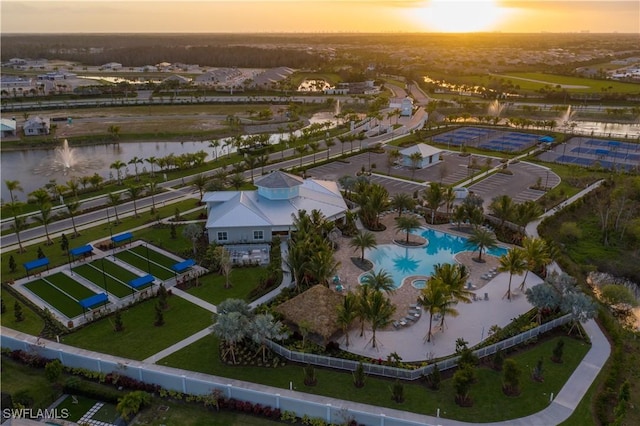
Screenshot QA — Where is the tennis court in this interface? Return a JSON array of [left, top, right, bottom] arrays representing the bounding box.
[[432, 127, 540, 152], [24, 274, 96, 318], [538, 136, 640, 172], [114, 249, 176, 281], [73, 260, 141, 298]]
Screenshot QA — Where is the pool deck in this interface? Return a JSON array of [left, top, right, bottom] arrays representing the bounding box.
[[333, 213, 538, 362]]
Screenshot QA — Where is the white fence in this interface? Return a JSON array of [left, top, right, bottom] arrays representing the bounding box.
[[266, 314, 573, 380]]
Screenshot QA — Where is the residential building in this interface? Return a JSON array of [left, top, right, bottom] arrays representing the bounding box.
[[1, 118, 17, 138], [22, 116, 50, 136]]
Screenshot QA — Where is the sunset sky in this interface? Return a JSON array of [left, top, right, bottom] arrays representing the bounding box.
[[1, 1, 639, 34]]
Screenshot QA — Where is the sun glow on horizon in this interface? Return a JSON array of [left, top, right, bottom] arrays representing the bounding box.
[[412, 0, 509, 33]]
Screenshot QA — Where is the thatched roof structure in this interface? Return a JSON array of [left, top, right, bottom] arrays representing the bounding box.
[[275, 285, 344, 342]]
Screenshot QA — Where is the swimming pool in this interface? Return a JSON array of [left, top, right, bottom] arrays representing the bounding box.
[[362, 227, 508, 288]]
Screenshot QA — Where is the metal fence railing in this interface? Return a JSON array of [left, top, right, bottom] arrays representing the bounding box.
[[266, 314, 573, 381]]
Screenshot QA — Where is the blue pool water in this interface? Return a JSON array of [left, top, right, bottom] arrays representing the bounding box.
[[363, 228, 508, 288]]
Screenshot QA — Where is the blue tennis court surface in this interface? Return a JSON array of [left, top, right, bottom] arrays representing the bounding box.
[[432, 127, 540, 152]]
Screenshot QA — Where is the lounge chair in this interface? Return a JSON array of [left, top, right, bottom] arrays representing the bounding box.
[[409, 304, 421, 310], [392, 321, 401, 329]]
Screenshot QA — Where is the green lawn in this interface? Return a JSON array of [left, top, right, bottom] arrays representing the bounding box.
[[60, 295, 212, 360], [130, 244, 182, 267], [24, 279, 86, 318], [114, 249, 176, 281], [0, 357, 61, 410], [0, 199, 199, 284], [187, 267, 266, 305], [55, 395, 118, 423], [0, 287, 45, 335], [159, 335, 590, 423], [73, 261, 137, 298], [135, 400, 283, 426], [45, 272, 97, 301]]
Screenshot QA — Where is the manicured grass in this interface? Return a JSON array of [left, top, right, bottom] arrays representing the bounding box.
[[45, 272, 97, 301], [0, 357, 60, 410], [135, 400, 283, 426], [56, 395, 105, 423], [115, 249, 176, 281], [129, 244, 182, 269], [0, 286, 45, 335], [24, 279, 85, 318], [61, 295, 212, 360], [502, 72, 640, 94], [159, 335, 590, 423], [1, 199, 199, 284], [187, 267, 266, 305], [73, 262, 136, 298]]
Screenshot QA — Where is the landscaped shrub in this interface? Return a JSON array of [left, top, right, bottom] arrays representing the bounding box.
[[532, 358, 544, 382], [45, 359, 63, 383], [390, 380, 404, 403], [453, 366, 475, 407], [303, 364, 317, 386], [426, 364, 441, 390], [63, 377, 123, 404], [353, 362, 365, 388], [492, 348, 505, 371], [551, 339, 564, 363], [502, 359, 521, 396]]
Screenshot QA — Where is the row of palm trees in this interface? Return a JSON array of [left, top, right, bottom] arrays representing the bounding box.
[[336, 270, 396, 349], [284, 210, 340, 292]]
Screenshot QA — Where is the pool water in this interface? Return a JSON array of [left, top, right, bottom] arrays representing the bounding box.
[[363, 228, 507, 288]]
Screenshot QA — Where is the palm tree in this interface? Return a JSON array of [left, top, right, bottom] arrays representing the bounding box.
[[442, 186, 456, 217], [324, 137, 335, 160], [126, 185, 143, 218], [66, 178, 80, 200], [336, 292, 358, 347], [209, 140, 221, 161], [433, 263, 472, 305], [5, 180, 23, 202], [65, 200, 80, 237], [128, 157, 144, 182], [191, 174, 208, 202], [417, 279, 448, 342], [33, 203, 53, 245], [229, 173, 245, 190], [243, 154, 258, 182], [360, 269, 395, 295], [387, 149, 401, 174], [367, 291, 396, 349], [423, 182, 443, 224], [110, 160, 126, 185], [211, 312, 249, 365], [284, 240, 307, 293], [356, 284, 372, 337], [146, 157, 157, 177], [147, 180, 158, 214], [499, 248, 527, 301], [5, 201, 26, 252], [248, 314, 288, 363], [307, 249, 340, 287], [391, 193, 415, 217], [519, 237, 552, 291], [108, 192, 121, 224], [489, 195, 514, 230], [257, 153, 269, 175], [350, 231, 377, 262], [466, 227, 497, 262], [29, 188, 54, 244], [409, 151, 422, 180], [395, 215, 421, 245]]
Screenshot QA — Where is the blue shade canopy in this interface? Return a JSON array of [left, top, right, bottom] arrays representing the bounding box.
[[79, 293, 108, 309], [111, 232, 133, 243], [129, 274, 155, 289], [538, 136, 554, 143], [171, 259, 195, 273], [23, 257, 49, 271], [69, 244, 93, 256]]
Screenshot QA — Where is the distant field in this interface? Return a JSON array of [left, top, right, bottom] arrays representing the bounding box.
[[422, 71, 640, 94], [498, 72, 640, 93]]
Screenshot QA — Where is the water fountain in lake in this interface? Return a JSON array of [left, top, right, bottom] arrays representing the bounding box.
[[335, 99, 341, 116], [557, 105, 576, 128], [34, 139, 102, 177], [487, 100, 506, 117]]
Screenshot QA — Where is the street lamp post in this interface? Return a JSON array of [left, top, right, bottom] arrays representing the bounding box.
[[100, 258, 109, 297], [145, 243, 151, 274], [67, 249, 73, 275]]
